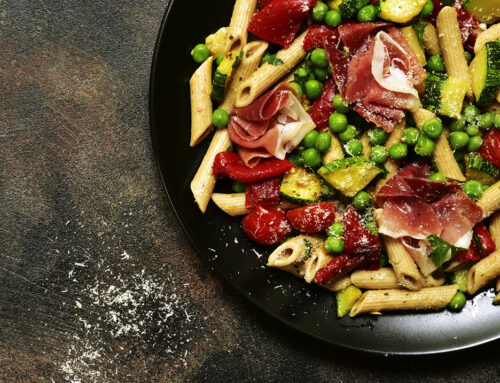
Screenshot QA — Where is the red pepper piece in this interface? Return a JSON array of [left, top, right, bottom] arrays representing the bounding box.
[[213, 151, 292, 183], [474, 223, 496, 256], [358, 259, 381, 271], [343, 205, 381, 259], [314, 254, 367, 284], [479, 129, 500, 168], [309, 79, 338, 131], [454, 243, 481, 263], [248, 0, 317, 47], [286, 202, 337, 233], [242, 207, 293, 245], [245, 176, 281, 210], [303, 25, 341, 51]]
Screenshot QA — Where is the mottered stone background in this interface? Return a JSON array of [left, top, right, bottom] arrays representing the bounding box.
[[0, 1, 499, 382]]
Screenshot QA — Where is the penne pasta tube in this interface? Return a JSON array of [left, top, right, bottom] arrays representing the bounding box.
[[322, 130, 344, 164], [267, 235, 319, 277], [224, 0, 258, 55], [211, 193, 249, 216], [477, 181, 500, 219], [349, 285, 459, 317], [219, 40, 269, 114], [495, 278, 500, 304], [474, 23, 500, 54], [303, 245, 334, 283], [322, 276, 352, 292], [381, 234, 423, 290], [467, 249, 500, 294], [360, 130, 371, 159], [351, 268, 446, 290], [489, 211, 500, 249], [412, 108, 466, 181], [190, 56, 214, 146], [236, 31, 308, 108], [423, 23, 441, 56], [436, 7, 473, 99], [424, 271, 447, 287], [190, 128, 231, 213]]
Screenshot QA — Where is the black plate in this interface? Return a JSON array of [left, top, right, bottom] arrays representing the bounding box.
[[149, 0, 500, 354]]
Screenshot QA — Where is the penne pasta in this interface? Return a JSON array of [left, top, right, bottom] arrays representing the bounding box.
[[477, 181, 500, 219], [489, 211, 500, 249], [190, 128, 231, 213], [303, 245, 334, 283], [423, 23, 441, 56], [224, 0, 258, 55], [467, 249, 500, 294], [211, 193, 249, 216], [495, 279, 500, 304], [322, 130, 344, 164], [189, 56, 214, 146], [436, 7, 473, 99], [349, 285, 459, 317], [474, 23, 500, 54], [236, 31, 308, 108], [412, 108, 466, 181], [322, 276, 352, 292], [220, 40, 269, 114], [351, 268, 446, 290], [360, 130, 371, 159], [267, 235, 310, 276]]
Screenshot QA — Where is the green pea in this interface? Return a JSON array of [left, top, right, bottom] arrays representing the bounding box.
[[216, 55, 224, 66], [389, 143, 408, 159], [313, 67, 329, 82], [467, 135, 483, 152], [370, 145, 388, 164], [315, 131, 332, 152], [463, 104, 481, 123], [449, 131, 470, 150], [466, 124, 479, 137], [296, 65, 311, 79], [367, 127, 389, 145], [232, 181, 245, 193], [463, 180, 483, 200], [357, 5, 378, 22], [329, 112, 348, 133], [448, 291, 467, 311], [339, 125, 359, 142], [420, 0, 434, 18], [325, 236, 344, 254], [427, 55, 445, 73], [305, 79, 323, 100], [353, 191, 371, 210], [312, 1, 328, 22], [290, 82, 303, 97], [344, 139, 363, 156], [402, 127, 420, 146], [429, 172, 448, 182], [327, 222, 343, 237], [212, 109, 229, 128], [325, 9, 342, 27], [453, 150, 465, 162], [450, 117, 466, 132], [302, 130, 319, 148], [423, 118, 443, 139], [495, 114, 500, 129], [302, 147, 322, 168], [478, 113, 494, 130], [191, 44, 210, 64], [415, 135, 436, 156], [332, 94, 350, 113], [464, 51, 473, 62], [310, 48, 329, 68]]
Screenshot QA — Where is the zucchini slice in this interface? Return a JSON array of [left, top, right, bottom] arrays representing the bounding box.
[[450, 269, 468, 293], [280, 167, 323, 205], [470, 41, 500, 107], [211, 51, 240, 104], [422, 74, 468, 118], [336, 285, 363, 318], [339, 0, 370, 18], [318, 157, 383, 198], [465, 152, 500, 185], [379, 0, 427, 23]]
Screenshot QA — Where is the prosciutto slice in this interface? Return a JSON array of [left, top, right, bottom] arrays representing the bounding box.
[[303, 25, 341, 51], [325, 37, 349, 97], [338, 22, 390, 53], [228, 83, 315, 167], [345, 37, 375, 103]]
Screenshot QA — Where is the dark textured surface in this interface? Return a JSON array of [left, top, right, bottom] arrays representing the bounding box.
[[0, 1, 499, 382]]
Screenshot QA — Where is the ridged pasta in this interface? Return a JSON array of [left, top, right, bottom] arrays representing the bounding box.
[[322, 130, 344, 164], [478, 181, 500, 218], [224, 0, 258, 55], [351, 268, 446, 290], [189, 57, 214, 146], [360, 130, 371, 159], [467, 249, 500, 294], [474, 23, 500, 54], [322, 276, 352, 292], [423, 23, 441, 56], [211, 193, 249, 216]]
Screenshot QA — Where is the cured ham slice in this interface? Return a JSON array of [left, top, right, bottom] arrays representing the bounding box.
[[345, 37, 375, 103], [309, 79, 338, 130], [303, 25, 341, 51], [354, 103, 402, 132], [401, 237, 437, 277], [325, 38, 349, 97], [228, 83, 315, 167], [338, 22, 390, 53], [248, 0, 316, 47]]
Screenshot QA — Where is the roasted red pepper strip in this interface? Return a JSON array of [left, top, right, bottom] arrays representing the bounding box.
[[314, 254, 367, 284], [474, 223, 496, 256], [213, 151, 292, 183], [286, 202, 337, 233], [343, 206, 381, 259], [248, 0, 316, 47], [303, 25, 341, 51], [479, 129, 500, 168], [242, 207, 293, 245], [454, 243, 481, 263], [245, 176, 281, 210], [309, 79, 338, 131]]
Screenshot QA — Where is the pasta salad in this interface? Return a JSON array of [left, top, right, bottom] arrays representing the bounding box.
[[188, 0, 500, 318]]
